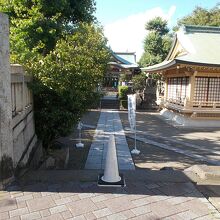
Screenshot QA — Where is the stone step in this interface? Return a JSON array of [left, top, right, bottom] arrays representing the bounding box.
[[18, 169, 189, 185], [100, 100, 120, 109]]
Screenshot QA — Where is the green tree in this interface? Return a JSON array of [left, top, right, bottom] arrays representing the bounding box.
[[139, 17, 172, 67], [0, 1, 111, 148], [176, 4, 220, 28], [31, 23, 110, 148], [0, 0, 96, 62], [132, 73, 147, 92], [146, 16, 169, 35]]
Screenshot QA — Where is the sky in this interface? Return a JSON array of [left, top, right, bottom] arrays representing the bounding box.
[[95, 0, 219, 61]]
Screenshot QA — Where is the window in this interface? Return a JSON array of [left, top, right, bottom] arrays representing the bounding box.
[[194, 77, 220, 102], [167, 77, 189, 102]]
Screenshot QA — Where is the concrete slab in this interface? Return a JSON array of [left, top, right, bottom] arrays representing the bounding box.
[[85, 110, 135, 170], [185, 165, 220, 180]]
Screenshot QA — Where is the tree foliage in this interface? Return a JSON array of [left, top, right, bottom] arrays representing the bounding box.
[[0, 0, 96, 61], [31, 23, 110, 147], [176, 4, 220, 28], [139, 17, 172, 67], [146, 17, 169, 35], [132, 73, 147, 92], [0, 0, 111, 148]]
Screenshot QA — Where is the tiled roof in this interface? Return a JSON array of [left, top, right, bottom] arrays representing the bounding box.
[[142, 25, 220, 72]]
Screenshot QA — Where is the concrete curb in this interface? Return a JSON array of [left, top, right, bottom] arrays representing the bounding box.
[[185, 165, 220, 180]]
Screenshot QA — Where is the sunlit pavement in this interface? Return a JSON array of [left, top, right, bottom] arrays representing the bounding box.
[[1, 169, 220, 220], [85, 110, 135, 170], [1, 110, 220, 219]]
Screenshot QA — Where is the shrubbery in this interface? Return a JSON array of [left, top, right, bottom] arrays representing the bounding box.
[[30, 24, 110, 148], [118, 86, 129, 100]]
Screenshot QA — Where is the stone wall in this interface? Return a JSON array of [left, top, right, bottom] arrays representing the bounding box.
[[0, 13, 14, 180], [11, 64, 38, 168], [0, 13, 40, 184]]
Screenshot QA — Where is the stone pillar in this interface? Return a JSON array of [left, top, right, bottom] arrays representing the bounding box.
[[0, 13, 14, 180]]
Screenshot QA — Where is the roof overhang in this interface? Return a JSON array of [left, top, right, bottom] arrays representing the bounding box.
[[141, 60, 177, 73], [141, 59, 220, 73], [108, 61, 139, 69]]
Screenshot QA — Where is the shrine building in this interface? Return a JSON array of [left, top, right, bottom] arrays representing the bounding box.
[[142, 25, 220, 127]]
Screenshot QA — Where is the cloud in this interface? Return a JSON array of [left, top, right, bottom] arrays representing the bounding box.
[[104, 6, 176, 62]]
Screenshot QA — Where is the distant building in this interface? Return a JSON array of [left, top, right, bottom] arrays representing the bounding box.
[[142, 25, 220, 127], [103, 51, 140, 89]]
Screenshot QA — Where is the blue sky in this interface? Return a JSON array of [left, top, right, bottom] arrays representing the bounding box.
[[95, 0, 219, 61]]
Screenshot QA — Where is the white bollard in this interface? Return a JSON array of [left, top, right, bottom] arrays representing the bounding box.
[[76, 121, 84, 148], [98, 134, 125, 187]]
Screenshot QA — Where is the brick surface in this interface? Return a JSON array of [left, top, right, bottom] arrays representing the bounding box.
[[67, 198, 98, 216], [106, 213, 127, 220], [54, 197, 72, 205], [50, 205, 68, 214], [40, 209, 51, 217], [84, 212, 96, 220], [16, 194, 33, 202], [41, 213, 63, 220], [32, 193, 42, 199], [71, 215, 86, 220], [194, 215, 214, 220], [131, 197, 151, 206], [27, 196, 55, 212], [61, 210, 72, 219], [21, 211, 41, 220], [7, 217, 20, 220], [131, 204, 151, 216], [131, 212, 160, 220], [16, 201, 27, 209], [120, 210, 136, 219], [93, 208, 112, 218], [0, 198, 17, 213], [0, 176, 218, 220], [177, 210, 203, 220], [0, 211, 9, 220], [149, 201, 187, 218], [95, 201, 107, 209], [9, 207, 29, 218], [104, 196, 135, 213], [91, 195, 108, 203], [10, 193, 24, 198]]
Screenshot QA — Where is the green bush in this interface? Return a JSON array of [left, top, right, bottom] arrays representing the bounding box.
[[120, 100, 128, 109], [118, 86, 129, 100]]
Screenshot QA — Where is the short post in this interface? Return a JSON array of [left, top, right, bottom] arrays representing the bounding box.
[[128, 94, 140, 155], [75, 120, 84, 148], [98, 135, 125, 187], [131, 123, 140, 155]]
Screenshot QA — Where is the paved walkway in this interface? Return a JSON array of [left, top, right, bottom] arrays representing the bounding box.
[[1, 170, 220, 220], [1, 109, 220, 219], [85, 110, 135, 170]]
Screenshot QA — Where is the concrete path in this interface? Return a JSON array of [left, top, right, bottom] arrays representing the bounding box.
[[85, 110, 135, 170]]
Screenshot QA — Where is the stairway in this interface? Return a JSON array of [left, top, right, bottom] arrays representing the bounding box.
[[100, 98, 120, 109]]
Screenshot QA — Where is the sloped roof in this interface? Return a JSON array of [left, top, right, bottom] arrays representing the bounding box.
[[110, 51, 139, 69], [142, 25, 220, 72]]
